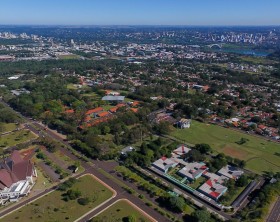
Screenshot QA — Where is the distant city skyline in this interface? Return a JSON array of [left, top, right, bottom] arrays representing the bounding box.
[[0, 0, 280, 26]]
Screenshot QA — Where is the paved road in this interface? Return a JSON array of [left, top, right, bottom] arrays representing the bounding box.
[[267, 197, 280, 222], [0, 101, 170, 221]]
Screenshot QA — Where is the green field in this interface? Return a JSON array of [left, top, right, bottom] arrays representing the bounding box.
[[3, 175, 114, 222], [58, 54, 80, 60], [0, 130, 36, 149], [171, 121, 280, 174], [240, 56, 276, 65], [0, 123, 18, 133], [91, 199, 153, 222]]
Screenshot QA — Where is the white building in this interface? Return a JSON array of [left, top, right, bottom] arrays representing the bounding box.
[[177, 118, 191, 129]]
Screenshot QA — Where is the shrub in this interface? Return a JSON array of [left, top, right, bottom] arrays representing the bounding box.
[[77, 197, 90, 205]]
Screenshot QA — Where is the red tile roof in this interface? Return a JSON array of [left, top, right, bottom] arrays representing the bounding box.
[[131, 108, 138, 113], [86, 107, 104, 115], [97, 111, 110, 117], [65, 109, 74, 114], [109, 107, 118, 113], [210, 191, 220, 198], [116, 103, 126, 108]]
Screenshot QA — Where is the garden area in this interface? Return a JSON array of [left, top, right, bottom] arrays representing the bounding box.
[[0, 129, 36, 149], [0, 122, 18, 133], [91, 199, 154, 222]]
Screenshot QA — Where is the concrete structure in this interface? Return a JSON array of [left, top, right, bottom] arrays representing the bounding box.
[[177, 118, 191, 129], [120, 146, 135, 156], [102, 96, 125, 103], [172, 144, 191, 157], [198, 179, 227, 201], [152, 157, 178, 173], [178, 162, 208, 181], [217, 165, 244, 180]]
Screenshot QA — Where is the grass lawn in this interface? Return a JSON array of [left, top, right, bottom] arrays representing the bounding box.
[[170, 121, 280, 174], [187, 177, 207, 189], [240, 56, 276, 65], [91, 199, 153, 222], [53, 150, 85, 173], [221, 185, 248, 206], [81, 92, 101, 98], [3, 175, 114, 222], [0, 123, 18, 133], [32, 167, 54, 191], [168, 166, 184, 181], [185, 205, 195, 215], [102, 105, 115, 111], [58, 54, 80, 60], [0, 130, 36, 149]]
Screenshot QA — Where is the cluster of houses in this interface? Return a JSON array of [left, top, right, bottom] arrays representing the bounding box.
[[64, 90, 141, 129], [152, 145, 244, 201], [0, 151, 37, 205], [211, 116, 280, 140], [148, 109, 192, 129]]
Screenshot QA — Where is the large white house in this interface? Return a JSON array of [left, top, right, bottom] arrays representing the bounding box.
[[0, 150, 37, 205]]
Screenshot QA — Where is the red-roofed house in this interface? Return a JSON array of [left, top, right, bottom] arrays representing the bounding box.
[[97, 111, 110, 118], [116, 103, 126, 108], [130, 108, 138, 113], [198, 179, 227, 201], [109, 107, 118, 113], [86, 107, 104, 115], [65, 109, 74, 114]]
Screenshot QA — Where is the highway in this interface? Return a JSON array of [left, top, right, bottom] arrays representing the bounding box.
[[0, 100, 171, 221]]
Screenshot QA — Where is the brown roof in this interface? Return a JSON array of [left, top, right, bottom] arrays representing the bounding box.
[[0, 170, 14, 187], [10, 150, 23, 164], [0, 150, 34, 190]]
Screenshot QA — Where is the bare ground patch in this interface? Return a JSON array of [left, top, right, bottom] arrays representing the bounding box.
[[222, 146, 250, 160]]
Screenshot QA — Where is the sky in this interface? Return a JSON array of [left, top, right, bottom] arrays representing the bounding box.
[[0, 0, 279, 26]]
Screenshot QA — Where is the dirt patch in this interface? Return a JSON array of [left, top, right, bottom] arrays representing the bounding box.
[[20, 147, 36, 160], [222, 146, 249, 160]]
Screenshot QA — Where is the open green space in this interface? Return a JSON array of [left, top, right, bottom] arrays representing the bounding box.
[[0, 123, 18, 133], [32, 167, 54, 191], [3, 175, 114, 222], [240, 56, 276, 65], [220, 184, 249, 206], [81, 92, 101, 98], [53, 150, 85, 174], [102, 105, 115, 111], [67, 83, 91, 90], [170, 121, 280, 174], [91, 199, 153, 222], [0, 130, 36, 149], [58, 54, 80, 60]]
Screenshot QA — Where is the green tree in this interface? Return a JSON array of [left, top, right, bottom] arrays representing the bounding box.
[[168, 196, 186, 213], [195, 144, 212, 154], [236, 175, 248, 187], [191, 209, 214, 222]]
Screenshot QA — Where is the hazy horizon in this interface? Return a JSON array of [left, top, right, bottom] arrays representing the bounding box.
[[0, 0, 279, 26]]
